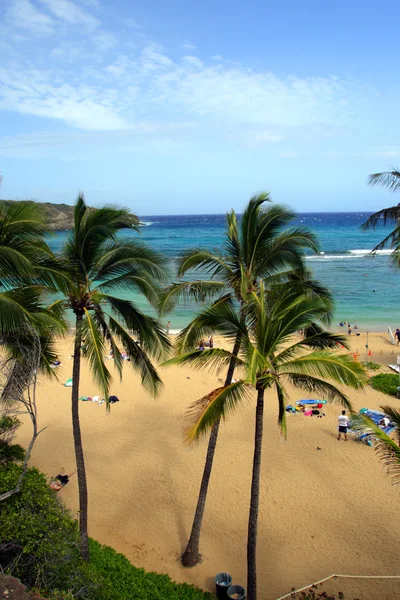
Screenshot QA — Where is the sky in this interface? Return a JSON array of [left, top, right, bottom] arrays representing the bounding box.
[[1, 0, 400, 214]]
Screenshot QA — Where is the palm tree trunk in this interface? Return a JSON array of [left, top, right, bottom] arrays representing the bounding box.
[[247, 388, 264, 600], [181, 331, 242, 567], [71, 314, 89, 561]]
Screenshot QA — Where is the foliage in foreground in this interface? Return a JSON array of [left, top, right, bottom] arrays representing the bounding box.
[[370, 373, 399, 396], [0, 464, 212, 600]]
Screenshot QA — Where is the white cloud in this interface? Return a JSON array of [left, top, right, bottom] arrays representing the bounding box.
[[182, 55, 204, 70], [182, 42, 196, 50], [123, 18, 142, 30], [38, 0, 100, 31], [8, 0, 55, 35]]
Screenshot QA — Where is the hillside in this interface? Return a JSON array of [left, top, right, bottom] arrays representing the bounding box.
[[0, 200, 75, 231]]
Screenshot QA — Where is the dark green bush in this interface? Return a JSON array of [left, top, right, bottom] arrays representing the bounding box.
[[0, 463, 212, 600], [0, 441, 25, 465], [0, 463, 95, 596], [370, 373, 399, 396]]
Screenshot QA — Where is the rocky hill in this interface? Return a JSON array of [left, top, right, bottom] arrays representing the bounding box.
[[0, 200, 75, 230]]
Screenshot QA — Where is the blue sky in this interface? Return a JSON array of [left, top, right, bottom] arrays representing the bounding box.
[[1, 0, 400, 214]]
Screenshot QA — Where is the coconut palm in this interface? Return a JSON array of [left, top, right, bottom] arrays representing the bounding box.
[[167, 283, 366, 600], [55, 194, 171, 560], [160, 194, 325, 566], [355, 405, 400, 485], [0, 200, 68, 368]]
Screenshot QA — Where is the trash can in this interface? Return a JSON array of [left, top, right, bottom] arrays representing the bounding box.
[[227, 584, 246, 600], [214, 573, 232, 599]]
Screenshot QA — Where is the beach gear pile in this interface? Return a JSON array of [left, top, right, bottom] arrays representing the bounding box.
[[286, 399, 327, 417]]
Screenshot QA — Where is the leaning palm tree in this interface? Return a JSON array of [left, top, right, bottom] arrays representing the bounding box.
[[54, 194, 171, 560], [355, 405, 400, 485], [160, 194, 324, 566], [167, 283, 366, 600]]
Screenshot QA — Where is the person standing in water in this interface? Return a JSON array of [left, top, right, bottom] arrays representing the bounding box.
[[166, 321, 171, 334]]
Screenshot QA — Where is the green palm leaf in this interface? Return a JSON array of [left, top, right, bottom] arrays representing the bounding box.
[[81, 309, 111, 400], [184, 380, 252, 442]]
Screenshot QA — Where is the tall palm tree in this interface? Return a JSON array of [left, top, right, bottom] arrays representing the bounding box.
[[362, 168, 400, 260], [55, 194, 171, 560], [159, 194, 324, 566], [167, 283, 366, 600]]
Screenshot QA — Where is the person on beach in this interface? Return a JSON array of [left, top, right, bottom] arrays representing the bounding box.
[[209, 335, 214, 348], [50, 470, 75, 491], [395, 329, 400, 345], [348, 325, 352, 335], [379, 416, 391, 428], [337, 410, 350, 441], [166, 321, 171, 334]]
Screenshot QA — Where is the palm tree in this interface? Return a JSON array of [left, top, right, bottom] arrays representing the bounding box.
[[355, 405, 400, 485], [54, 194, 171, 560], [0, 200, 67, 364], [167, 283, 366, 600], [362, 168, 400, 259], [159, 194, 324, 566]]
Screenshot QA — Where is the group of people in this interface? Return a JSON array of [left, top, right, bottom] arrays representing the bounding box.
[[197, 336, 214, 350], [339, 322, 359, 336]]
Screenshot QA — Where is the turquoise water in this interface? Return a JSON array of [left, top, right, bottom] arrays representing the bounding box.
[[49, 213, 400, 332]]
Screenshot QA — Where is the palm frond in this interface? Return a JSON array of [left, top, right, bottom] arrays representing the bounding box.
[[101, 294, 171, 361], [353, 412, 400, 485], [177, 249, 233, 280], [275, 380, 288, 438], [184, 380, 252, 443], [174, 294, 245, 354], [284, 373, 353, 411], [81, 309, 111, 400], [163, 347, 245, 375], [157, 281, 227, 316], [369, 169, 400, 192], [106, 314, 163, 396], [279, 351, 366, 389]]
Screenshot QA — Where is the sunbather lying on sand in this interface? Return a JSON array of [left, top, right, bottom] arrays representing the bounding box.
[[50, 470, 75, 491]]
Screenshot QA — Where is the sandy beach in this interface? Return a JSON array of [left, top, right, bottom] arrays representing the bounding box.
[[15, 330, 400, 600]]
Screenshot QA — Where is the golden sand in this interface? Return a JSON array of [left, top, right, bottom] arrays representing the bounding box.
[[15, 331, 400, 599]]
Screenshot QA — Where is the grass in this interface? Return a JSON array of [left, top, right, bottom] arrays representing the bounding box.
[[370, 373, 399, 397]]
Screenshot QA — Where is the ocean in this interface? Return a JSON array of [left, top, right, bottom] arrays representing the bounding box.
[[48, 212, 399, 332]]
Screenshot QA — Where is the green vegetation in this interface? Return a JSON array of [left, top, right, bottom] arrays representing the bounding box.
[[370, 373, 399, 396], [0, 199, 77, 230], [362, 361, 381, 370], [0, 463, 212, 600]]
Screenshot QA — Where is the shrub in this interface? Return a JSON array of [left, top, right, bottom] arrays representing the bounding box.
[[362, 361, 381, 371], [370, 373, 399, 397], [0, 463, 94, 596], [0, 441, 25, 466]]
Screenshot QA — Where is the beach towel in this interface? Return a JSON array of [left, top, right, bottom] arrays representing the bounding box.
[[64, 378, 73, 387]]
